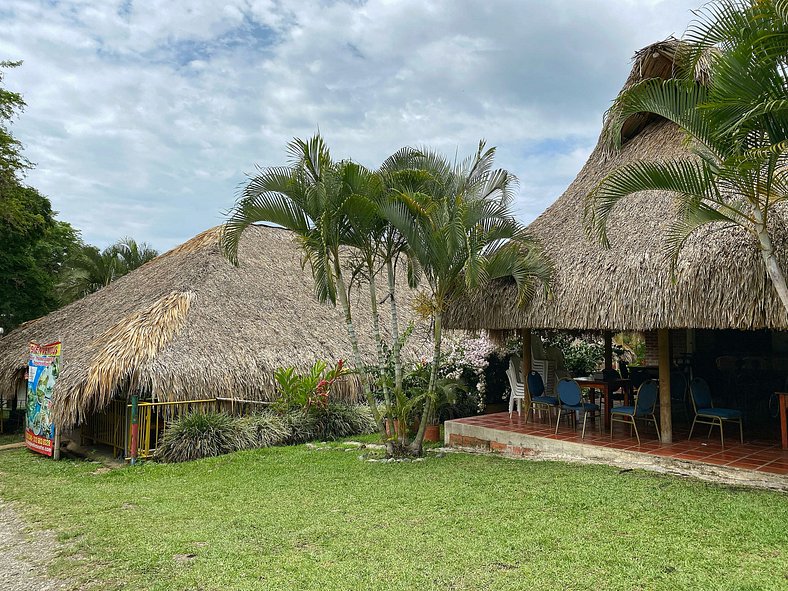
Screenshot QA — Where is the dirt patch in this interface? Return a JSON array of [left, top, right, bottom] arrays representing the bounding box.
[[0, 500, 72, 590]]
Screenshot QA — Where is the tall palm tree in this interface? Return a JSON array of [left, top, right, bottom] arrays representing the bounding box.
[[587, 1, 788, 315], [384, 141, 552, 454], [221, 135, 387, 435]]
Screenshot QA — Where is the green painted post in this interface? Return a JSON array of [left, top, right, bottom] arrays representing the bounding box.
[[130, 394, 139, 465]]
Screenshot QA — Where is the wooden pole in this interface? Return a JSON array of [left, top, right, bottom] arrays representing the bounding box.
[[52, 426, 61, 460], [658, 328, 673, 444], [520, 328, 532, 378], [130, 394, 139, 465], [604, 331, 613, 371]]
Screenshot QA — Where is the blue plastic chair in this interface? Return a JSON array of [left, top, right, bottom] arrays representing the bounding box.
[[610, 379, 661, 445], [526, 371, 558, 426], [689, 377, 743, 448], [554, 379, 600, 438]]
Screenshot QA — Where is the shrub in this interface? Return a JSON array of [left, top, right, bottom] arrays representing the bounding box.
[[236, 411, 292, 449], [156, 411, 253, 463], [285, 403, 376, 443], [319, 403, 376, 439]]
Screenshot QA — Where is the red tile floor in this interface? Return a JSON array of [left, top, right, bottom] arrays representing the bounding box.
[[450, 411, 788, 475]]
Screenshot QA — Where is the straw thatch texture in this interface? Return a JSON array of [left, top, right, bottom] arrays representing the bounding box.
[[0, 225, 429, 427], [445, 40, 788, 333]]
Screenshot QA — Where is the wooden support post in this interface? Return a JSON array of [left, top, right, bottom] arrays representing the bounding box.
[[520, 328, 532, 378], [604, 331, 613, 371], [130, 394, 139, 465], [658, 329, 673, 444], [53, 426, 61, 460]]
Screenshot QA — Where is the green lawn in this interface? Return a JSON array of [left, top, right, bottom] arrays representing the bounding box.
[[0, 445, 786, 591]]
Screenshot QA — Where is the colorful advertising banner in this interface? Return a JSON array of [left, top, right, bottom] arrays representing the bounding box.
[[25, 341, 61, 457]]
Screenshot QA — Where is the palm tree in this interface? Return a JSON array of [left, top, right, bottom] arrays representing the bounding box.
[[60, 238, 159, 301], [114, 237, 158, 270], [384, 141, 552, 454], [221, 135, 387, 436], [587, 1, 788, 315]]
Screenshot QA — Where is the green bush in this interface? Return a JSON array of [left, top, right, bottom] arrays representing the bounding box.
[[156, 412, 253, 463], [236, 411, 292, 449], [286, 404, 375, 444], [319, 403, 376, 439], [156, 404, 376, 462]]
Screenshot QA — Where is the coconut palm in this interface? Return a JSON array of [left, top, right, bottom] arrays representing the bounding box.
[[384, 141, 552, 454], [587, 0, 788, 315]]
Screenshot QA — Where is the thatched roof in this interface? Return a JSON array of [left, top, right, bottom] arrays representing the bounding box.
[[446, 39, 788, 333], [0, 225, 428, 427]]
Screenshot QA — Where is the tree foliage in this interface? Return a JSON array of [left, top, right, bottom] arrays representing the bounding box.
[[586, 0, 788, 315], [0, 62, 82, 330], [222, 134, 552, 456], [59, 237, 159, 302]]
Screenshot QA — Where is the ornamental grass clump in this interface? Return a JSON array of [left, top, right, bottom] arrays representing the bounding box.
[[236, 411, 291, 449], [317, 403, 376, 440], [156, 411, 253, 463]]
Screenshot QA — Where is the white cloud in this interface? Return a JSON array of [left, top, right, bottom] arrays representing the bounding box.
[[1, 0, 701, 250]]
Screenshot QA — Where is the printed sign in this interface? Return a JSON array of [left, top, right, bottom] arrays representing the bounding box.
[[25, 342, 61, 456]]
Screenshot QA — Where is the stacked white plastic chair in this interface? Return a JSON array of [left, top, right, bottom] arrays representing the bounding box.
[[506, 358, 525, 418]]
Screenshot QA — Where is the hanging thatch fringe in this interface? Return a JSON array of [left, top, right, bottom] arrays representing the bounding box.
[[58, 291, 194, 427], [445, 39, 788, 333]]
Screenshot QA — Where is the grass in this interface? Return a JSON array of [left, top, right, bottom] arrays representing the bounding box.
[[0, 445, 786, 591]]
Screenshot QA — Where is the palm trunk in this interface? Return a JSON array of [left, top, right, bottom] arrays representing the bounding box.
[[754, 215, 788, 317], [366, 259, 393, 422], [334, 262, 386, 440], [386, 257, 404, 395], [410, 310, 442, 455]]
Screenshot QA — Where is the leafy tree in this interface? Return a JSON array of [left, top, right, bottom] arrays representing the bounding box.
[[0, 60, 28, 189], [586, 1, 788, 315], [0, 62, 82, 330]]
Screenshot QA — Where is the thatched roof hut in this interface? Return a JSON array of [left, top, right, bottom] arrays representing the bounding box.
[[446, 39, 788, 333], [0, 224, 427, 428]]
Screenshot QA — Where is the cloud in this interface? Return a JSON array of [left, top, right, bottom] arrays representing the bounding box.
[[0, 0, 701, 250]]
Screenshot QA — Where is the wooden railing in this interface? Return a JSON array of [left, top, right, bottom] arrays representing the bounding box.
[[82, 398, 218, 460], [81, 399, 128, 456], [132, 399, 218, 460]]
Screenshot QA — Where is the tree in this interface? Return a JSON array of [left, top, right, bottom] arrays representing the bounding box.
[[586, 1, 788, 315], [0, 61, 82, 330], [59, 238, 159, 302], [221, 135, 390, 442], [383, 141, 552, 454], [223, 136, 551, 457]]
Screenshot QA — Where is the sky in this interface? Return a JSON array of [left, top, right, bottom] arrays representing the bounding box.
[[0, 0, 704, 252]]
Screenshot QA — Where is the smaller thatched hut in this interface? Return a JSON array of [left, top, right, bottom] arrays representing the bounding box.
[[0, 224, 427, 437]]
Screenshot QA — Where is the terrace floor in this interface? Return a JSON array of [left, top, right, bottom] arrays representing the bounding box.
[[444, 411, 788, 487]]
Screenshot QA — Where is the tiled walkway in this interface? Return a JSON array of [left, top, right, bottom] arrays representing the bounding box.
[[449, 412, 788, 476]]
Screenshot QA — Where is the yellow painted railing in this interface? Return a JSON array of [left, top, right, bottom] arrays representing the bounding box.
[[82, 398, 217, 460], [130, 399, 217, 460]]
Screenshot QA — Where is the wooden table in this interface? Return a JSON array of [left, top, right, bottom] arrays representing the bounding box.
[[574, 378, 633, 430], [777, 392, 788, 450]]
